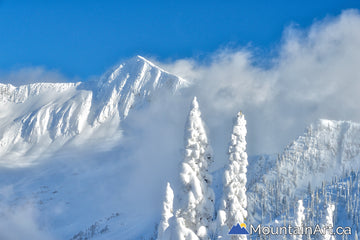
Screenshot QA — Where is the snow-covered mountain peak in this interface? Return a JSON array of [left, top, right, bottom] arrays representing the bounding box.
[[136, 55, 165, 70], [98, 55, 187, 88], [91, 55, 188, 124], [0, 56, 189, 166]]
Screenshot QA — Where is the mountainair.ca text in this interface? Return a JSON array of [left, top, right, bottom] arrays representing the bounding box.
[[249, 224, 351, 236]]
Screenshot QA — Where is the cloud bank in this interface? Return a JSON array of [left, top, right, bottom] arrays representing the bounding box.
[[0, 66, 73, 86], [157, 9, 360, 156], [0, 197, 55, 240]]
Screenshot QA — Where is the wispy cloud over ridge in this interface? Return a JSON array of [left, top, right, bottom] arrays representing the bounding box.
[[156, 9, 360, 155]]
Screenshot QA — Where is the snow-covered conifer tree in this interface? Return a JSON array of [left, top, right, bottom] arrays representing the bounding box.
[[170, 97, 215, 240], [162, 217, 200, 240], [217, 112, 248, 240], [293, 200, 305, 240], [322, 203, 335, 240], [158, 182, 174, 240]]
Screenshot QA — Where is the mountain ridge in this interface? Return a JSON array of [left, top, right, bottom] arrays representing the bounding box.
[[0, 56, 187, 167], [247, 118, 360, 224]]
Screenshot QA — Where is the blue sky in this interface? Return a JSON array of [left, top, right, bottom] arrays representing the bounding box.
[[0, 0, 359, 79]]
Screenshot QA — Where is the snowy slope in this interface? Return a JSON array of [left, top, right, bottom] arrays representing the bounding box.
[[0, 55, 187, 167], [0, 56, 188, 240], [247, 119, 360, 225], [253, 169, 360, 239]]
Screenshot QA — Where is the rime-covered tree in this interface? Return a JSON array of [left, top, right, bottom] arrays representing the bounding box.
[[162, 217, 200, 240], [169, 97, 215, 240], [217, 112, 248, 240], [322, 203, 335, 240], [158, 182, 174, 240], [293, 200, 305, 240]]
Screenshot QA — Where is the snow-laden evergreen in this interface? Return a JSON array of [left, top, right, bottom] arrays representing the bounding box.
[[293, 200, 305, 240], [322, 203, 335, 240], [217, 112, 248, 240], [167, 97, 215, 240], [163, 217, 200, 240], [158, 182, 174, 240]]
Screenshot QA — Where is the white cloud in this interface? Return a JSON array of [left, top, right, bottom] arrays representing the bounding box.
[[155, 9, 360, 157], [0, 202, 55, 240], [0, 66, 74, 86]]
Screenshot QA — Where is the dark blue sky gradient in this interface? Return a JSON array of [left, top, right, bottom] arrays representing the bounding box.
[[0, 0, 359, 78]]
